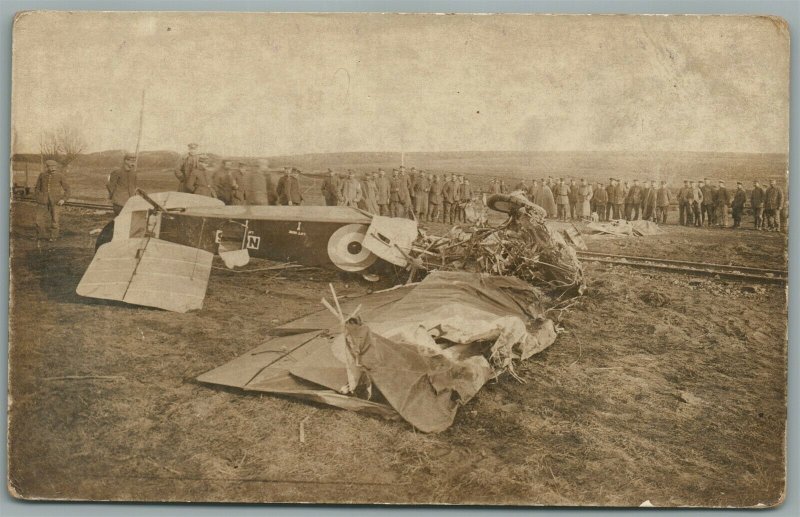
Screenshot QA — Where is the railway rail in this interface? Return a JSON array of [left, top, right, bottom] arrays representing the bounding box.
[[577, 250, 787, 285]]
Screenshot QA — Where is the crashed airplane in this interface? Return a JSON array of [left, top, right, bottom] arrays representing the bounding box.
[[76, 191, 418, 312]]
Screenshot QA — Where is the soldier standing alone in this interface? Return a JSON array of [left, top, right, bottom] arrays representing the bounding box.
[[34, 159, 71, 240], [175, 143, 199, 193]]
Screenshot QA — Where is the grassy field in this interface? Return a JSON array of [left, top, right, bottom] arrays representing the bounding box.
[[7, 200, 786, 506]]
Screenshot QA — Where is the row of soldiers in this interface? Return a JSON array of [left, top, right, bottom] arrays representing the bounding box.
[[321, 166, 476, 223], [490, 175, 785, 230], [173, 144, 304, 209]]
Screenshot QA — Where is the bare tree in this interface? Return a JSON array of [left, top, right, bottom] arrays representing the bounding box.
[[40, 123, 87, 167]]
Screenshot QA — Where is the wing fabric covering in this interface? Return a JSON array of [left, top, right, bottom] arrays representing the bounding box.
[[76, 237, 213, 313], [198, 271, 558, 432]]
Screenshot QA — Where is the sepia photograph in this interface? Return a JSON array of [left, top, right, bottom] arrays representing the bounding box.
[[7, 11, 789, 506]]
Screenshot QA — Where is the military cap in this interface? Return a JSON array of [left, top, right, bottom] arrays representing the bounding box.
[[124, 152, 136, 159], [188, 143, 199, 149], [45, 159, 59, 166], [736, 182, 743, 186]]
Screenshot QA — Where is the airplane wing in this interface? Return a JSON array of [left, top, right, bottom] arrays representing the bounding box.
[[76, 237, 213, 313]]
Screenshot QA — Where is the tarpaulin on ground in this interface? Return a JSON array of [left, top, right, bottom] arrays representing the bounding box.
[[198, 271, 558, 432]]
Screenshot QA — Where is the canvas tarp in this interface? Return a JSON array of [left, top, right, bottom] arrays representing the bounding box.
[[198, 271, 559, 432]]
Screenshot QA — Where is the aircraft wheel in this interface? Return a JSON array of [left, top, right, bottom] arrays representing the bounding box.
[[327, 224, 377, 272]]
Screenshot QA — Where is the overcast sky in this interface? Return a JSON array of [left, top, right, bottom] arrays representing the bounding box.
[[12, 12, 790, 156]]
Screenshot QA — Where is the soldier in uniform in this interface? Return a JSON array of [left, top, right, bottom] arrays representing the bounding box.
[[655, 181, 672, 224], [240, 158, 274, 205], [640, 180, 653, 221], [321, 169, 340, 206], [605, 179, 616, 220], [594, 181, 608, 221], [731, 182, 746, 228], [688, 180, 703, 227], [414, 170, 430, 220], [715, 180, 731, 228], [554, 178, 570, 221], [175, 142, 199, 193], [499, 179, 508, 194], [186, 155, 217, 198], [276, 167, 303, 205], [213, 160, 238, 205], [567, 179, 578, 220], [764, 179, 784, 231], [34, 159, 71, 240], [229, 162, 246, 205], [339, 170, 363, 207], [442, 174, 458, 224], [576, 178, 592, 220], [408, 167, 418, 213], [428, 174, 443, 222], [490, 178, 501, 194], [677, 180, 690, 226], [460, 178, 474, 222], [107, 152, 138, 215], [700, 179, 716, 227], [389, 169, 404, 217], [626, 179, 643, 220], [751, 180, 765, 230], [375, 169, 390, 216]]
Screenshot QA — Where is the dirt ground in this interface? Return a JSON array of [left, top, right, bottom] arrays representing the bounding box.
[[7, 200, 786, 506]]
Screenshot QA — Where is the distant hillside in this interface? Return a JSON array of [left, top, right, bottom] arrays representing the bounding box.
[[266, 151, 788, 184], [13, 150, 788, 185]]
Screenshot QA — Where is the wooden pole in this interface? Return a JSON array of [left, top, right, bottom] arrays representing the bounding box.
[[134, 89, 146, 169]]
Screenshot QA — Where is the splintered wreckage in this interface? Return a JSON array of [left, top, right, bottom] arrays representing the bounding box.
[[77, 190, 585, 432]]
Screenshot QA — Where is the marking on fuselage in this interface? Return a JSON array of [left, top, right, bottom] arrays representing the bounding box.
[[246, 233, 261, 250], [288, 221, 307, 236]]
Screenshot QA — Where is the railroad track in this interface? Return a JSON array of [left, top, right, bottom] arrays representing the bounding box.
[[576, 250, 787, 284]]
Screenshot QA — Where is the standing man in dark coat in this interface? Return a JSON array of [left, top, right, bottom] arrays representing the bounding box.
[[715, 180, 731, 228], [593, 181, 608, 221], [442, 174, 458, 224], [414, 171, 430, 220], [764, 179, 784, 231], [642, 180, 657, 221], [389, 169, 404, 217], [35, 159, 71, 240], [700, 179, 716, 227], [605, 179, 615, 220], [276, 167, 303, 205], [107, 152, 137, 215], [655, 181, 672, 224], [677, 180, 690, 226], [751, 180, 765, 230], [688, 180, 703, 227], [321, 169, 340, 206], [554, 178, 570, 221], [175, 143, 199, 193], [186, 155, 217, 198], [428, 174, 443, 222], [626, 179, 643, 220], [375, 169, 390, 216], [731, 182, 747, 228], [567, 179, 578, 220], [612, 179, 625, 220]]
